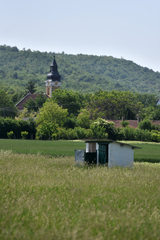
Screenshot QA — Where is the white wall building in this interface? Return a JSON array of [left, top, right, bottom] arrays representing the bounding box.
[[75, 140, 140, 168]]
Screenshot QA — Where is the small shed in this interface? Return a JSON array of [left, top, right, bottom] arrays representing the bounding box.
[[75, 139, 140, 168]]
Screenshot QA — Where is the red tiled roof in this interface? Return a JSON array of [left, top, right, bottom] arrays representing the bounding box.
[[107, 120, 160, 129], [151, 120, 160, 126], [15, 92, 49, 111]]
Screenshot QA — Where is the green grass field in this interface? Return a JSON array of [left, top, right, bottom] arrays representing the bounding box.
[[0, 151, 160, 240], [122, 141, 160, 163], [0, 139, 160, 163], [0, 139, 85, 156]]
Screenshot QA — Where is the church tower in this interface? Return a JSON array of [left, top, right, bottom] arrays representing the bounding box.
[[45, 56, 61, 97]]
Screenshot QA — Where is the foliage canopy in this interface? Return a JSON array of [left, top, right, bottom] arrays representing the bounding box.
[[0, 44, 160, 95]]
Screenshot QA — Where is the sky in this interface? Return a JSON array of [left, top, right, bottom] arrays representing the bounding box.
[[0, 0, 160, 72]]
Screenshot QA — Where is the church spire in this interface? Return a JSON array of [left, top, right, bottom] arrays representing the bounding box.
[[45, 55, 61, 97], [47, 55, 61, 81]]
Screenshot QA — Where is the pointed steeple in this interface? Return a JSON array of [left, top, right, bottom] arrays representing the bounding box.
[[45, 55, 61, 97], [47, 55, 61, 81]]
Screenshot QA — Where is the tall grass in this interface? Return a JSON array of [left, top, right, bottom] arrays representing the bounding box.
[[0, 151, 160, 239]]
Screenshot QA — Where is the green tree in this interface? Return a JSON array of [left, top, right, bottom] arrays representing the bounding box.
[[77, 109, 90, 129], [151, 106, 160, 120], [23, 94, 47, 112], [23, 98, 36, 112], [25, 80, 37, 94], [35, 93, 47, 108], [86, 90, 143, 120], [36, 100, 68, 127], [1, 45, 160, 94], [36, 121, 58, 140], [52, 89, 84, 116], [91, 118, 116, 139], [0, 89, 17, 118], [18, 107, 38, 119]]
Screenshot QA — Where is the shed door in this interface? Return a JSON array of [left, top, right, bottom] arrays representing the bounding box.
[[99, 144, 108, 165]]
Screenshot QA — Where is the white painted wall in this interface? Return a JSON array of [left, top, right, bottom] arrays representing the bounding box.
[[96, 143, 99, 166], [108, 142, 134, 168], [86, 143, 96, 152], [86, 143, 89, 152]]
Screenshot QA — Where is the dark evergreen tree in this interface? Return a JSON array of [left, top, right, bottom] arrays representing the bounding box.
[[25, 81, 37, 94]]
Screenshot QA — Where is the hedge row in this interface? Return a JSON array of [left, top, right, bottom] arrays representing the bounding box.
[[1, 117, 160, 142], [0, 118, 36, 139]]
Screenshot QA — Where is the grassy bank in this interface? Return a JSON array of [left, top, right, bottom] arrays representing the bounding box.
[[0, 139, 85, 156], [0, 139, 160, 163], [0, 151, 160, 240]]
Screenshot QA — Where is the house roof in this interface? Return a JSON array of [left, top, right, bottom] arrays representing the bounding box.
[[107, 120, 160, 128], [15, 92, 48, 111], [107, 120, 139, 128]]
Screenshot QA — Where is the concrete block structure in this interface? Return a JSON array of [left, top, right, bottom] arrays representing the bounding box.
[[75, 139, 140, 168]]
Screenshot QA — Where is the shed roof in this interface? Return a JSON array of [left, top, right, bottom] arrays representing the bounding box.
[[84, 139, 141, 149]]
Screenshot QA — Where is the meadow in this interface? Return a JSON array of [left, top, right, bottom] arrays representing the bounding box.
[[0, 139, 85, 156], [0, 140, 160, 239], [0, 151, 160, 239]]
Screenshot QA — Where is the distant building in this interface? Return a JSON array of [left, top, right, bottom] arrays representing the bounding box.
[[15, 56, 60, 111], [107, 120, 160, 129], [45, 56, 61, 97], [15, 92, 48, 111]]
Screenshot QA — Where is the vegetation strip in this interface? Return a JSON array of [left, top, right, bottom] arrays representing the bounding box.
[[0, 139, 160, 163]]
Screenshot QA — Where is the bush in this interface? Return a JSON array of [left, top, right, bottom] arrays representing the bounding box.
[[140, 129, 152, 142], [36, 122, 58, 140], [151, 131, 160, 142], [152, 133, 159, 142], [138, 119, 152, 131], [7, 131, 14, 139], [90, 124, 106, 139], [67, 128, 78, 140], [85, 129, 94, 139], [57, 128, 79, 140], [74, 127, 88, 139], [121, 127, 152, 142], [120, 120, 129, 128], [91, 118, 116, 139], [121, 127, 135, 140], [57, 128, 68, 140], [63, 117, 77, 129], [77, 109, 90, 129], [21, 131, 28, 140], [57, 127, 94, 140]]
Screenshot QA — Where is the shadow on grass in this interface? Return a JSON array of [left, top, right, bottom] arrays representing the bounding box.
[[135, 159, 160, 163]]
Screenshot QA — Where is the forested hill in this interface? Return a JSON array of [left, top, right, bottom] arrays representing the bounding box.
[[0, 45, 160, 94]]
